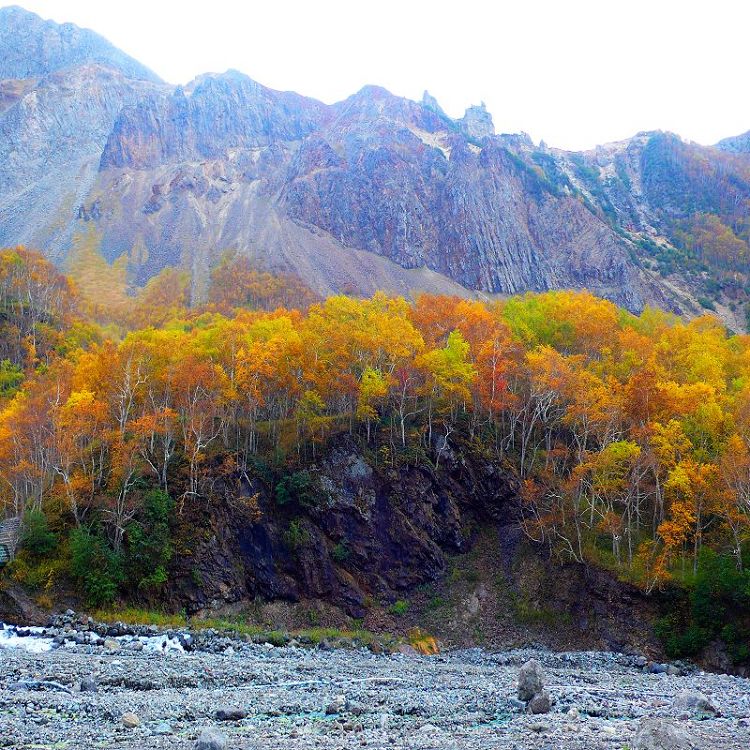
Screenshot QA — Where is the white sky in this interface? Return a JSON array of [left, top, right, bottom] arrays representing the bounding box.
[[5, 0, 749, 151]]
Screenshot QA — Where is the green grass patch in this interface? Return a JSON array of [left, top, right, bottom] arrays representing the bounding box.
[[91, 607, 395, 648]]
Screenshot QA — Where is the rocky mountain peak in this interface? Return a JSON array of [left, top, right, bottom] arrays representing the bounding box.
[[0, 5, 162, 82], [459, 102, 495, 140], [332, 85, 451, 138], [421, 90, 447, 118], [100, 70, 329, 170]]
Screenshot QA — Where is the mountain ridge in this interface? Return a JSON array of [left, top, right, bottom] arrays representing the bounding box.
[[0, 5, 162, 83], [1, 6, 749, 326]]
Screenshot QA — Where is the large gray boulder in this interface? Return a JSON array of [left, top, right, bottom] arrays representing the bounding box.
[[195, 727, 228, 750], [633, 718, 696, 750], [672, 689, 720, 719], [517, 659, 544, 703]]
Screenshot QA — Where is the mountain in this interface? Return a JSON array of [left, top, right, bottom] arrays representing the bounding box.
[[716, 130, 750, 154], [0, 5, 160, 82], [1, 6, 749, 324]]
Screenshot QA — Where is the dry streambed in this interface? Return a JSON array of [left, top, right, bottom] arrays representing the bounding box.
[[0, 622, 748, 749]]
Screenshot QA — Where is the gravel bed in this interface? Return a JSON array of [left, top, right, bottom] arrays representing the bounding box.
[[1, 634, 748, 748]]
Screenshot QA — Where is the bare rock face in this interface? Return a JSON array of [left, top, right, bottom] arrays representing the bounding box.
[[0, 5, 161, 82], [716, 129, 750, 154], [100, 71, 329, 170]]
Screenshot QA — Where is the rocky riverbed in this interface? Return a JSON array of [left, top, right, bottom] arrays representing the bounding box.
[[0, 621, 748, 749]]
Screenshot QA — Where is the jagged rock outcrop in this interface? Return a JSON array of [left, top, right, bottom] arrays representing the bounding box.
[[101, 71, 329, 169], [459, 102, 495, 140], [1, 6, 749, 319]]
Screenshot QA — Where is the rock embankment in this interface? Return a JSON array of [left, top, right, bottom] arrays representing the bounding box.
[[0, 624, 747, 749]]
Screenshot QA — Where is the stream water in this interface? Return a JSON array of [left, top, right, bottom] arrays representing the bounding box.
[[0, 621, 186, 654]]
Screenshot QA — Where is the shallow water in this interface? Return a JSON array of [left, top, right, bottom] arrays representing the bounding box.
[[0, 624, 52, 653], [0, 622, 185, 654]]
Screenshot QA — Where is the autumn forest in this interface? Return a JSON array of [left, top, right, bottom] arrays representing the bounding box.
[[1, 246, 749, 661]]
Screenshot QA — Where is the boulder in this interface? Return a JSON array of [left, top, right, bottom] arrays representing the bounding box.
[[517, 659, 544, 702], [527, 689, 551, 714], [195, 727, 228, 750], [215, 707, 247, 721], [326, 694, 348, 715], [633, 718, 695, 750], [79, 676, 98, 693], [672, 689, 720, 718]]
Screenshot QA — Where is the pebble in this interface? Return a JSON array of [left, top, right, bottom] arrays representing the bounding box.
[[79, 676, 98, 693], [121, 712, 140, 728]]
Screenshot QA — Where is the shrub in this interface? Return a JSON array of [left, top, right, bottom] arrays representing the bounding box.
[[275, 471, 315, 506], [332, 541, 350, 563], [21, 510, 58, 558], [389, 599, 409, 616], [283, 519, 309, 552], [69, 528, 123, 607], [656, 550, 750, 662], [0, 359, 23, 397], [125, 490, 174, 593]]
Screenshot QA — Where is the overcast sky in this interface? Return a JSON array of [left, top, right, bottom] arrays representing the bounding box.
[[7, 0, 749, 151]]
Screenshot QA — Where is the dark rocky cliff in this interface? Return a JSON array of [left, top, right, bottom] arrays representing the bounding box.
[[158, 437, 661, 654], [168, 439, 519, 618]]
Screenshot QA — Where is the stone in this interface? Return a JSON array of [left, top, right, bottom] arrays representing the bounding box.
[[121, 712, 140, 728], [326, 694, 348, 715], [528, 690, 551, 714], [672, 689, 720, 718], [518, 659, 544, 702], [195, 727, 228, 750], [633, 718, 695, 750], [215, 707, 247, 721], [79, 676, 98, 693], [529, 722, 548, 733], [103, 638, 120, 651], [649, 662, 669, 674]]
